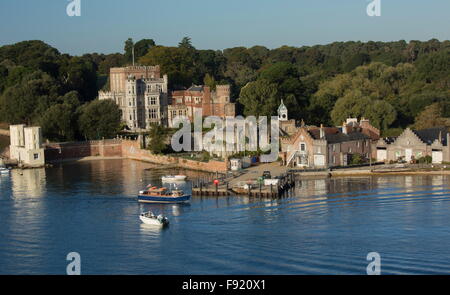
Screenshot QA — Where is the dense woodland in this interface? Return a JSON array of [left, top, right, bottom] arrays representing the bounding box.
[[0, 38, 448, 142]]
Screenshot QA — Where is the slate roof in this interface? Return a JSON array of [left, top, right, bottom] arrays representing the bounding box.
[[308, 127, 370, 144], [413, 127, 449, 145], [187, 85, 204, 92]]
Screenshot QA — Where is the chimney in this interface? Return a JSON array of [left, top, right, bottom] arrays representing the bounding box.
[[342, 122, 347, 135], [320, 124, 325, 139]]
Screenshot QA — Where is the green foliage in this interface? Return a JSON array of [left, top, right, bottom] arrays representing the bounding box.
[[77, 100, 122, 140], [147, 124, 170, 154], [124, 38, 134, 63], [238, 79, 279, 117], [39, 91, 80, 142], [417, 155, 432, 164], [349, 153, 365, 165], [203, 73, 216, 90], [1, 38, 449, 144], [178, 37, 195, 50], [134, 39, 156, 60], [139, 46, 195, 88], [382, 128, 404, 138], [414, 102, 450, 130]]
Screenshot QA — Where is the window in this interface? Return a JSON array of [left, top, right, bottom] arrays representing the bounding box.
[[149, 109, 158, 119], [33, 153, 39, 160], [300, 143, 306, 152]]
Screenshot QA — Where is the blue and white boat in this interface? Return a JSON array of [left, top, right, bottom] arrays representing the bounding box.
[[138, 185, 191, 204], [0, 167, 10, 174]]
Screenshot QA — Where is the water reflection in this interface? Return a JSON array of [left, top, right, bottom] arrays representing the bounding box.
[[10, 168, 46, 199], [3, 159, 450, 274]]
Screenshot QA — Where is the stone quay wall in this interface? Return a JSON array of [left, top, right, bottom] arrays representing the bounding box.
[[44, 139, 227, 173], [44, 139, 123, 161], [121, 140, 227, 173]]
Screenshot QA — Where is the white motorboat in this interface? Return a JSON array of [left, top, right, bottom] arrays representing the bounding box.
[[139, 211, 169, 226], [0, 167, 10, 174], [161, 175, 187, 182]]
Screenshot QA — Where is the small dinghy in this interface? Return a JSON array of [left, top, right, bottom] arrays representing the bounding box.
[[139, 211, 169, 226], [161, 175, 187, 182], [0, 167, 10, 174]]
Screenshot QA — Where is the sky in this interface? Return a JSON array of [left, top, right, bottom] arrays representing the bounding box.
[[0, 0, 449, 55]]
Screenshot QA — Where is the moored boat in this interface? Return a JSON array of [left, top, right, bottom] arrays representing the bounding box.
[[138, 185, 191, 203], [161, 175, 187, 182], [0, 167, 10, 174], [139, 211, 169, 226]]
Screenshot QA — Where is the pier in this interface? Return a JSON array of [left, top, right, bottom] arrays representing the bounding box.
[[192, 163, 296, 198]]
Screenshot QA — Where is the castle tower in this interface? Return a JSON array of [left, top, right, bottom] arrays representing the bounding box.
[[278, 99, 288, 121], [215, 85, 231, 103]]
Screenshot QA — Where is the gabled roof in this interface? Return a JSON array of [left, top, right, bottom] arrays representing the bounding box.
[[413, 127, 448, 145], [308, 127, 370, 143]]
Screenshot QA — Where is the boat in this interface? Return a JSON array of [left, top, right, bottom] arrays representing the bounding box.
[[139, 211, 169, 226], [161, 175, 187, 182], [0, 167, 10, 174], [138, 185, 191, 203]]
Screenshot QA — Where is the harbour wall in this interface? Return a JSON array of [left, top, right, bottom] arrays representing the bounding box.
[[44, 139, 227, 173], [121, 140, 227, 173]]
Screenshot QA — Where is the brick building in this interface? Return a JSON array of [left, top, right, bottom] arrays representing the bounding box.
[[285, 118, 379, 168], [168, 85, 236, 127]]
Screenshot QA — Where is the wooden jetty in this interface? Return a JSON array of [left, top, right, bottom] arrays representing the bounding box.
[[192, 172, 296, 198]]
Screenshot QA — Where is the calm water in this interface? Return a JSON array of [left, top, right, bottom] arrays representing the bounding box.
[[1, 159, 450, 274]]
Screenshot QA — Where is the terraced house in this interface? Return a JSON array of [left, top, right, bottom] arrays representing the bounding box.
[[285, 118, 380, 168], [375, 127, 450, 164]]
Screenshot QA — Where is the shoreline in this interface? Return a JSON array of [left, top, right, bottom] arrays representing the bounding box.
[[10, 155, 450, 177]]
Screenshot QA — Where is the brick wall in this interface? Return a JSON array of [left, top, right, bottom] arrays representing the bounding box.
[[121, 140, 227, 172], [44, 139, 122, 161], [44, 139, 227, 172]]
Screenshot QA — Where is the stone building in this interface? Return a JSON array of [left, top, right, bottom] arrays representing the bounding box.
[[9, 124, 45, 167], [285, 118, 378, 168], [277, 99, 297, 136], [375, 127, 450, 163], [168, 85, 235, 127], [99, 66, 168, 130]]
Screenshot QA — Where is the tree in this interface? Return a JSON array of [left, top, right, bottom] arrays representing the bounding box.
[[0, 70, 59, 125], [238, 79, 279, 117], [124, 38, 134, 63], [77, 100, 122, 140], [147, 124, 169, 154], [139, 46, 195, 88], [39, 91, 80, 142], [134, 39, 156, 60], [203, 74, 216, 90], [178, 37, 195, 50], [59, 56, 98, 102], [331, 90, 397, 130], [414, 103, 450, 130]]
